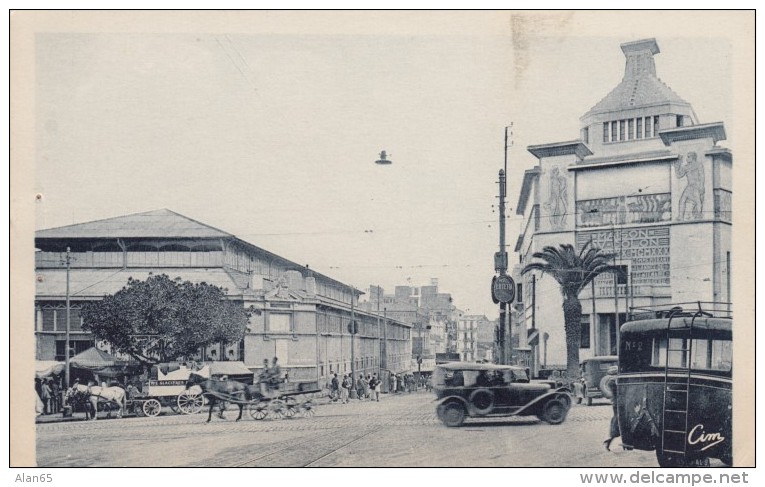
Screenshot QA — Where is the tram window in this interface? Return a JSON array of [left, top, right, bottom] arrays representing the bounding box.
[[651, 337, 688, 368], [691, 339, 709, 369], [685, 339, 733, 371]]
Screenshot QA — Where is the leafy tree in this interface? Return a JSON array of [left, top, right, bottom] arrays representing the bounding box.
[[82, 274, 251, 365], [521, 241, 619, 378]]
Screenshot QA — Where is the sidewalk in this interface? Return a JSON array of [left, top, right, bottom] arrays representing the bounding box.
[[35, 412, 88, 424]]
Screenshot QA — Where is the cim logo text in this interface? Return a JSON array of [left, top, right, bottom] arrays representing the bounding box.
[[688, 424, 725, 451]]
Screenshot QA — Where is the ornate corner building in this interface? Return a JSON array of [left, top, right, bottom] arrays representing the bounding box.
[[513, 39, 732, 375]]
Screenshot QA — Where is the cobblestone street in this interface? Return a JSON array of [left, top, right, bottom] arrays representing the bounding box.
[[36, 391, 660, 467]]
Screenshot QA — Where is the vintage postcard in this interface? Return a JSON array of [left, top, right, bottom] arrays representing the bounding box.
[[9, 10, 755, 476]]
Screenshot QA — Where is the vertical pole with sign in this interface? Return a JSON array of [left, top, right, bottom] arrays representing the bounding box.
[[492, 125, 514, 364]]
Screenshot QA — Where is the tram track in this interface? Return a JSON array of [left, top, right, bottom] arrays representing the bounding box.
[[302, 425, 383, 467], [231, 425, 383, 467]]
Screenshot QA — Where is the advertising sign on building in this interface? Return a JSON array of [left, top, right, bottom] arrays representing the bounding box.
[[577, 226, 671, 296]]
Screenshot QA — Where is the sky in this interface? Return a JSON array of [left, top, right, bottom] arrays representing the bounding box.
[[29, 11, 745, 319]]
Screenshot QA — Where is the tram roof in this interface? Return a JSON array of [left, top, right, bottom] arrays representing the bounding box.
[[621, 316, 732, 334]]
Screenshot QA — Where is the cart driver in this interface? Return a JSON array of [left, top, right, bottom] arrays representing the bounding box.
[[269, 357, 282, 388]]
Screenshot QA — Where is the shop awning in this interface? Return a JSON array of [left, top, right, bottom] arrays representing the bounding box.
[[69, 347, 139, 378], [208, 361, 253, 377], [35, 361, 65, 379], [70, 347, 128, 368]]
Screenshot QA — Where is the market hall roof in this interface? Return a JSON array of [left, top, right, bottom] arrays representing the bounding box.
[[35, 268, 247, 299], [35, 209, 365, 296], [35, 209, 231, 240], [581, 38, 692, 120]]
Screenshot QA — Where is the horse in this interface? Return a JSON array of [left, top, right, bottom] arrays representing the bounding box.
[[68, 383, 127, 420], [65, 386, 96, 420], [185, 373, 261, 422]]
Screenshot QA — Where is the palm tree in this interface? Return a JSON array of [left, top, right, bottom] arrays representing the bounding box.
[[522, 241, 619, 378]]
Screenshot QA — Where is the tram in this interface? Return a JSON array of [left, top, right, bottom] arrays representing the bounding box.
[[617, 303, 732, 467]]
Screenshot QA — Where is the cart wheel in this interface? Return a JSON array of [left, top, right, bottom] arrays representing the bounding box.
[[301, 400, 316, 417], [284, 397, 299, 418], [142, 398, 162, 417], [177, 390, 204, 415], [249, 401, 268, 420], [270, 399, 286, 420]]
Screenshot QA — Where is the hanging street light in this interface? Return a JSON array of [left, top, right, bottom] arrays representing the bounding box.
[[375, 150, 392, 165]]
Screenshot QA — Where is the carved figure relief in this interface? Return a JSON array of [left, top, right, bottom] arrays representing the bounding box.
[[544, 166, 568, 229], [675, 151, 705, 220], [273, 275, 290, 299]]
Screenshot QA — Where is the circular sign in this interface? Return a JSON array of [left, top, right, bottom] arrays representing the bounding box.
[[492, 274, 516, 304]]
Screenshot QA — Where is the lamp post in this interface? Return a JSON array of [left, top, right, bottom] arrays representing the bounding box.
[[64, 247, 72, 389], [376, 286, 382, 378], [349, 286, 357, 399]]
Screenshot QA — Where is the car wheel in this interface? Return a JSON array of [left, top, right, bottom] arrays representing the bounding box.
[[441, 402, 466, 427], [468, 388, 494, 415], [600, 375, 615, 399], [541, 399, 568, 425]]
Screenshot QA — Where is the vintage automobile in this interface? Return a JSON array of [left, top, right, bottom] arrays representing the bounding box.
[[433, 362, 572, 427], [572, 355, 619, 406], [536, 368, 574, 393]]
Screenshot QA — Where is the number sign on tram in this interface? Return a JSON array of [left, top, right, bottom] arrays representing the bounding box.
[[492, 274, 516, 304]]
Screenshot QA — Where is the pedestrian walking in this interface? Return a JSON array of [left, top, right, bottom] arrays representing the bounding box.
[[356, 374, 366, 401], [370, 373, 381, 401], [341, 374, 351, 404], [603, 367, 620, 451], [330, 373, 340, 402], [364, 374, 372, 399], [391, 374, 398, 394]]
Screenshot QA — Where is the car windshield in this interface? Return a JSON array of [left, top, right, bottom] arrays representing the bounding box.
[[512, 369, 529, 382]]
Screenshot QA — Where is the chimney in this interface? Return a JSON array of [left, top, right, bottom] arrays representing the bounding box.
[[620, 38, 659, 79]]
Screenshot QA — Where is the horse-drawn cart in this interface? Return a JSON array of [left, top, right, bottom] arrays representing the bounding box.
[[186, 373, 322, 421], [247, 380, 322, 420], [127, 363, 209, 417]]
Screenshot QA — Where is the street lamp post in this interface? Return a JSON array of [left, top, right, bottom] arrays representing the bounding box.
[[376, 286, 382, 378], [64, 246, 72, 389], [382, 307, 388, 391], [612, 226, 619, 354], [349, 287, 356, 399]]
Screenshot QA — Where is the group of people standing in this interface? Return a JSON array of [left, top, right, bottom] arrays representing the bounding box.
[[35, 377, 61, 415], [330, 372, 382, 403], [389, 373, 427, 394], [329, 372, 431, 403]]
